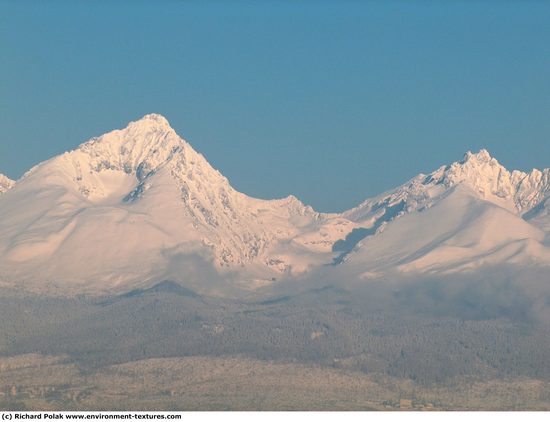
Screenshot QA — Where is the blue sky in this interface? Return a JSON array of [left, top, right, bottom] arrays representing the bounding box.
[[1, 0, 549, 212]]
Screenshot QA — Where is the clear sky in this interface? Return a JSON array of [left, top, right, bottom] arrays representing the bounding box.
[[1, 0, 549, 212]]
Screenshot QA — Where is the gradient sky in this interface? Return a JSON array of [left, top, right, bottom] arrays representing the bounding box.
[[1, 0, 549, 212]]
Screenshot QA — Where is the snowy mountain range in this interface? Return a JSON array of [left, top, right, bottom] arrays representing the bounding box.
[[1, 114, 549, 295]]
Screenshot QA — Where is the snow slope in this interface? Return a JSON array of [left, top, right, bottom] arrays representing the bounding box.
[[343, 185, 550, 278]]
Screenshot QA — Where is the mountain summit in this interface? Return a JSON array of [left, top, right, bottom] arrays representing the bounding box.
[[346, 149, 550, 222], [0, 116, 549, 295]]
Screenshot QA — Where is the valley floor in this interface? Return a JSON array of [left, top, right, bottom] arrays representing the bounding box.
[[1, 354, 549, 411]]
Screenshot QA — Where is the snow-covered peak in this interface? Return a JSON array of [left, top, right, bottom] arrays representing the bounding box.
[[432, 149, 550, 212], [430, 149, 517, 202], [76, 113, 181, 163], [0, 114, 336, 288], [345, 149, 550, 224], [0, 173, 15, 195], [140, 113, 170, 124], [25, 113, 213, 202], [126, 113, 173, 133]]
